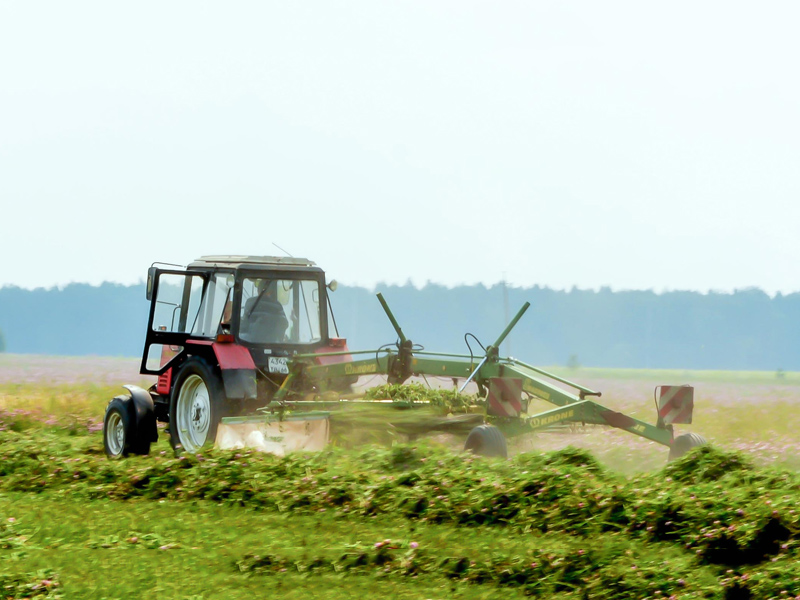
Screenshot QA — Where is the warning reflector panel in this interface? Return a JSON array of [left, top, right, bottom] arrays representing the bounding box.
[[657, 385, 694, 425], [487, 378, 523, 417]]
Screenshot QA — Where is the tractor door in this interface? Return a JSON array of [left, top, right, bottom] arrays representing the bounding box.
[[140, 269, 208, 376]]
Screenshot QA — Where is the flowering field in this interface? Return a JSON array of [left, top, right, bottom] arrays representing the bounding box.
[[1, 354, 800, 598], [0, 354, 149, 386]]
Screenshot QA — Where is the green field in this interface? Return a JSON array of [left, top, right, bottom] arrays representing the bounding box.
[[1, 360, 800, 598]]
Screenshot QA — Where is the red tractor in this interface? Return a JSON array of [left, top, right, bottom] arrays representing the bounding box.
[[103, 255, 353, 457]]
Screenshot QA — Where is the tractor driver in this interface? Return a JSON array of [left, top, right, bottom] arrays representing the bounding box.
[[239, 279, 289, 343]]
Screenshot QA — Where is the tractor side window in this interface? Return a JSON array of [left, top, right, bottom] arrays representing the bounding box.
[[151, 273, 204, 334], [144, 342, 184, 372], [295, 280, 321, 343], [192, 273, 233, 338]]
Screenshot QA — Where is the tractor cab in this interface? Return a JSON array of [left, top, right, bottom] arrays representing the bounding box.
[[141, 255, 340, 378], [110, 255, 354, 456]]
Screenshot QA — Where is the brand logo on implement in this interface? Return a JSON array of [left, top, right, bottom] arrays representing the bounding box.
[[345, 363, 378, 375], [530, 409, 573, 429]]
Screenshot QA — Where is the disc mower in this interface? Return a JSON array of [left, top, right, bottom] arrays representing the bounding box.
[[102, 255, 705, 460]]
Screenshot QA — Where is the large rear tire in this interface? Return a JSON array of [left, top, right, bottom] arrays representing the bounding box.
[[103, 396, 151, 458], [170, 358, 225, 453], [464, 424, 507, 458], [668, 432, 708, 461]]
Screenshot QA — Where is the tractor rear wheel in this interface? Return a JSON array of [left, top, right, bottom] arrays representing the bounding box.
[[170, 358, 225, 453], [103, 396, 151, 458], [464, 424, 507, 458], [668, 432, 708, 461]]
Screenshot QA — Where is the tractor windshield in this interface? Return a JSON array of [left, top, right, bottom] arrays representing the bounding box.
[[238, 277, 322, 345]]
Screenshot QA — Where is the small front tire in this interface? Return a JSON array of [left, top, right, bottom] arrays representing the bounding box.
[[464, 424, 507, 458], [103, 396, 151, 458]]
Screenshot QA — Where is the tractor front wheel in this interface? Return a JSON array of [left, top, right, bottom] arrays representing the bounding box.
[[464, 424, 507, 458], [103, 396, 151, 458], [668, 432, 708, 461], [170, 358, 225, 453]]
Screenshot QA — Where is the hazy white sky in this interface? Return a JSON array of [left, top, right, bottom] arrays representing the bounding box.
[[2, 1, 799, 293]]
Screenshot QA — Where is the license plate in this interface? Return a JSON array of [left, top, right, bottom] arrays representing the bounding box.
[[268, 357, 289, 374]]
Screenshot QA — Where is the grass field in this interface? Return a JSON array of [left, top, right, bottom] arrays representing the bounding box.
[[1, 490, 548, 599], [1, 354, 800, 598]]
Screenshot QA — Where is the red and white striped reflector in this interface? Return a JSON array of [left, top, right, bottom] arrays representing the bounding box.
[[487, 378, 523, 417], [657, 385, 694, 425]]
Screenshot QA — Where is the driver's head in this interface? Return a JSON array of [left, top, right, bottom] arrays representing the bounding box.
[[256, 279, 277, 297]]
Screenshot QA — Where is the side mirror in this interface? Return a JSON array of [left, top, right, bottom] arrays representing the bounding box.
[[327, 279, 338, 292], [146, 267, 157, 301]]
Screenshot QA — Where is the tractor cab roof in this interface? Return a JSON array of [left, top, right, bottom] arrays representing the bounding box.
[[187, 255, 320, 273]]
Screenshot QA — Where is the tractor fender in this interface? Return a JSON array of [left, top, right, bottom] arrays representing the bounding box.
[[212, 343, 257, 400], [183, 340, 257, 400], [123, 384, 159, 443]]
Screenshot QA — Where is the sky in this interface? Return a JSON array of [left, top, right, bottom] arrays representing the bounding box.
[[2, 1, 799, 294]]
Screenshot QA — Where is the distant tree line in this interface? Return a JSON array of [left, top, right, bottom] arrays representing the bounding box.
[[0, 282, 797, 371]]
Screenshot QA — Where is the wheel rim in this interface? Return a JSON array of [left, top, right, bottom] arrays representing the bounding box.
[[106, 411, 125, 456], [176, 374, 211, 452]]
